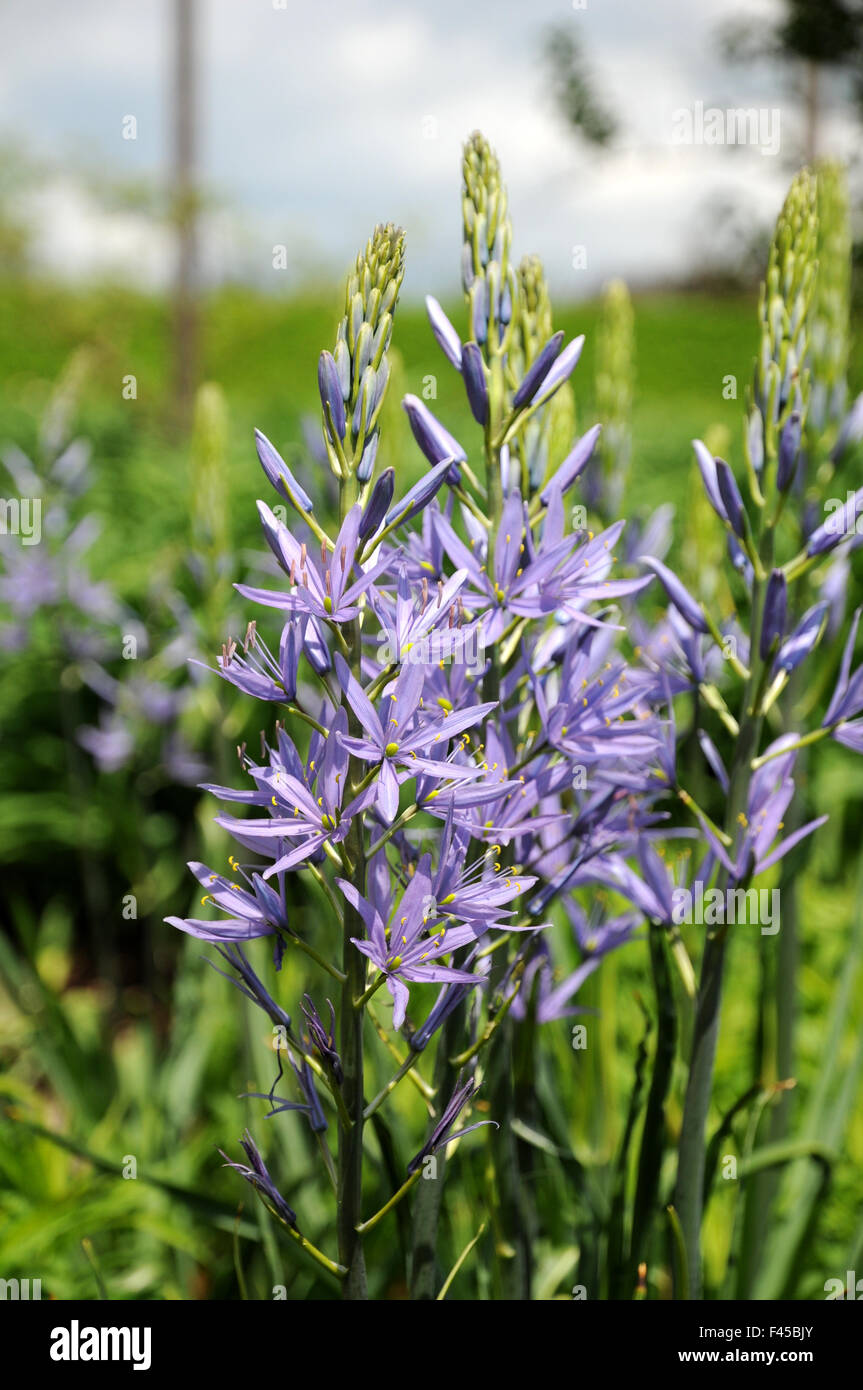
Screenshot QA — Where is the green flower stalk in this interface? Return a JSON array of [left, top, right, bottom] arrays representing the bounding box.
[[744, 162, 852, 1297], [515, 253, 553, 353], [333, 226, 406, 1299], [807, 160, 852, 474], [675, 171, 819, 1297], [321, 223, 406, 496], [461, 132, 515, 522], [595, 278, 634, 516], [191, 382, 230, 572], [745, 170, 817, 502], [461, 130, 514, 354]]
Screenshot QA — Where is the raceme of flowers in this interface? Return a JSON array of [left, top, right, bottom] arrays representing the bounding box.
[[165, 141, 863, 1299]]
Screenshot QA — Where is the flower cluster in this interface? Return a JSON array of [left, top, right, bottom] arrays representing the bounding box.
[[167, 141, 862, 1302]]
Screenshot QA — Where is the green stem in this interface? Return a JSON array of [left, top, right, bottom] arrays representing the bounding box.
[[629, 924, 677, 1289], [409, 1008, 459, 1299], [271, 1208, 347, 1282], [356, 1170, 421, 1234], [336, 474, 369, 1300], [674, 530, 773, 1296]]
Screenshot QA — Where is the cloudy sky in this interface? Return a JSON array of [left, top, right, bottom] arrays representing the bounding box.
[[0, 0, 857, 299]]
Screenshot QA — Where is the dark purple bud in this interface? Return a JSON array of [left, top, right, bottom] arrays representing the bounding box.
[[461, 342, 488, 424], [807, 486, 863, 557], [356, 429, 379, 483], [499, 278, 513, 326], [777, 411, 802, 492], [776, 601, 828, 673], [532, 335, 585, 404], [359, 467, 394, 539], [386, 458, 452, 527], [254, 429, 314, 512], [715, 459, 747, 538], [760, 569, 787, 660], [402, 394, 465, 482], [639, 555, 709, 634], [513, 332, 564, 408], [318, 351, 346, 441]]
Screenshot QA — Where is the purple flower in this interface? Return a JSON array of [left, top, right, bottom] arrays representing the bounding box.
[[359, 467, 394, 540], [579, 839, 700, 926], [409, 947, 489, 1052], [212, 709, 373, 875], [165, 859, 290, 942], [334, 653, 494, 820], [438, 495, 647, 643], [514, 333, 584, 408], [530, 335, 585, 405], [236, 501, 387, 624], [369, 564, 471, 667], [318, 351, 347, 442], [512, 900, 639, 1023], [692, 440, 727, 521], [513, 331, 564, 407], [430, 806, 538, 930], [337, 855, 481, 1028], [687, 735, 826, 882], [207, 620, 300, 702], [535, 632, 661, 765], [385, 458, 454, 528]]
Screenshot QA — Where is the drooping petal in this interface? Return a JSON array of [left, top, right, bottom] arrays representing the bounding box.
[[639, 556, 708, 634]]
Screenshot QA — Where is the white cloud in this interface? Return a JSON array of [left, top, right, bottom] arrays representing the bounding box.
[[1, 0, 856, 295]]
